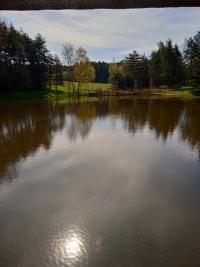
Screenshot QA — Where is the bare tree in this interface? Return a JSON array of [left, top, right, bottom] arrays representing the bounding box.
[[62, 43, 75, 94]]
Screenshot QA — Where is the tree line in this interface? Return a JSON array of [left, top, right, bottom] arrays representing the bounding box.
[[109, 31, 200, 94], [0, 19, 52, 91], [0, 17, 200, 94], [92, 61, 109, 83], [0, 19, 97, 94]]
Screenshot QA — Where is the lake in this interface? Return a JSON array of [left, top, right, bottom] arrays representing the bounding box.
[[0, 97, 200, 267]]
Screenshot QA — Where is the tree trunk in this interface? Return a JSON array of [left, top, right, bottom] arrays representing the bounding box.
[[77, 81, 80, 96]]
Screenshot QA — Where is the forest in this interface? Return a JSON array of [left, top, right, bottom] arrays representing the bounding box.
[[109, 34, 200, 94], [0, 18, 200, 95]]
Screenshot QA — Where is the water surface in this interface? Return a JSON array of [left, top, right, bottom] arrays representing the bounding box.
[[0, 97, 200, 267]]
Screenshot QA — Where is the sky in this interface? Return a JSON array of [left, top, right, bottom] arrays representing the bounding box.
[[1, 8, 200, 61]]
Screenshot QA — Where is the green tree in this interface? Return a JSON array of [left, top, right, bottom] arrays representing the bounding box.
[[191, 57, 200, 93], [150, 50, 162, 87], [184, 31, 200, 92], [92, 61, 109, 83], [138, 55, 150, 88], [74, 47, 96, 95], [29, 34, 51, 90], [125, 50, 141, 90], [83, 62, 96, 90], [109, 63, 126, 89], [150, 39, 185, 88]]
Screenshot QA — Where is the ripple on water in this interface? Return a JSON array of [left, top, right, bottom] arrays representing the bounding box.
[[47, 225, 89, 267], [51, 224, 89, 267], [16, 221, 90, 267]]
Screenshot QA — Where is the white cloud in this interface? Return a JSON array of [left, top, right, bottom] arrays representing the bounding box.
[[1, 8, 200, 61]]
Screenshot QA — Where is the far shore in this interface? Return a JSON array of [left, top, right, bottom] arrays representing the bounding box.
[[0, 87, 199, 102]]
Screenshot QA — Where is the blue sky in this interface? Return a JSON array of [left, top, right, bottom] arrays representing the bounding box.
[[1, 8, 200, 61]]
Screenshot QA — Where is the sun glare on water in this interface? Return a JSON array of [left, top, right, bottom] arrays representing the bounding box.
[[53, 225, 88, 266], [65, 233, 85, 261]]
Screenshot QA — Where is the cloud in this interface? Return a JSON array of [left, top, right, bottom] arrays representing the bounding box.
[[1, 8, 200, 61]]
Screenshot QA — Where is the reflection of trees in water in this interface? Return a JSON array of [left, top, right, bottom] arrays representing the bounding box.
[[180, 100, 200, 158], [0, 101, 67, 179], [65, 102, 96, 141], [66, 115, 92, 141], [0, 100, 100, 179], [116, 99, 151, 134], [0, 98, 200, 180], [148, 99, 184, 141], [95, 98, 184, 141]]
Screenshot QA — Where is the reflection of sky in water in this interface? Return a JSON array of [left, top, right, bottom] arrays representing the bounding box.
[[1, 99, 200, 267]]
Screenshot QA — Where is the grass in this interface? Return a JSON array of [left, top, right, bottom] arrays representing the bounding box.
[[51, 81, 112, 93], [0, 82, 111, 101], [159, 89, 195, 99], [145, 82, 200, 99], [176, 82, 194, 91], [0, 81, 199, 102]]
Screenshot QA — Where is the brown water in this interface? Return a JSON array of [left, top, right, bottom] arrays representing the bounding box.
[[0, 97, 200, 267]]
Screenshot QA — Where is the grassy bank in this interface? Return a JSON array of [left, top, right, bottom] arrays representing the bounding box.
[[155, 89, 195, 99], [0, 82, 199, 102], [149, 84, 200, 99], [51, 81, 111, 93], [0, 82, 112, 101]]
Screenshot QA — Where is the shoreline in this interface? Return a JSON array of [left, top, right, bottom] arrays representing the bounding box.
[[0, 88, 199, 102]]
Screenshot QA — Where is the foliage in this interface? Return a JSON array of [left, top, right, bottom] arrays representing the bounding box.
[[108, 38, 189, 91], [109, 51, 150, 90], [109, 63, 126, 88], [1, 17, 200, 96], [0, 20, 60, 92], [51, 55, 64, 90], [150, 39, 185, 87], [74, 47, 96, 94], [92, 61, 109, 83], [184, 31, 200, 93], [124, 50, 143, 90]]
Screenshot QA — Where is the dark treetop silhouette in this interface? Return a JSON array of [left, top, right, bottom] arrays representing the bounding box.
[[0, 0, 200, 10]]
